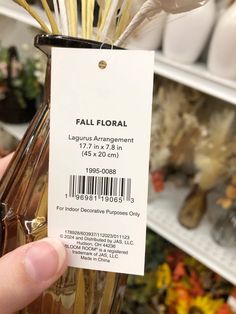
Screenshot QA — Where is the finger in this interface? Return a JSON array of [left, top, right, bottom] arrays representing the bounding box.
[[0, 238, 67, 314], [0, 153, 14, 179]]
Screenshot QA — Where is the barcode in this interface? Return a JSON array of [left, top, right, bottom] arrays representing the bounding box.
[[69, 175, 132, 201]]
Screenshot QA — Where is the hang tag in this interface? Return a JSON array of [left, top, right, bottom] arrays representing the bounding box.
[[49, 47, 154, 275]]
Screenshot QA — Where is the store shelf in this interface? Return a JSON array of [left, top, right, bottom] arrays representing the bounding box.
[[154, 52, 236, 105], [0, 121, 28, 140], [0, 0, 46, 29], [147, 183, 236, 285]]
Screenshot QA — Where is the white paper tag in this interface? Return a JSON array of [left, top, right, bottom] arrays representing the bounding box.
[[48, 47, 154, 275]]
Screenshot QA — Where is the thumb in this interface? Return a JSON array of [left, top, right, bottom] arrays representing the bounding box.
[[0, 238, 67, 314], [0, 153, 14, 178]]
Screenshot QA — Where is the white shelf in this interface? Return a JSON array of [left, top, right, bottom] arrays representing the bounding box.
[[154, 52, 236, 105], [0, 121, 28, 140], [0, 0, 46, 29], [147, 183, 236, 285]]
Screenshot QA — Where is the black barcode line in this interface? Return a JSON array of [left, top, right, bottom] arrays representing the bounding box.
[[68, 175, 132, 201]]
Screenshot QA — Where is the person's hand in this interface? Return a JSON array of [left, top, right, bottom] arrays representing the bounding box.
[[0, 154, 68, 314], [0, 153, 13, 178]]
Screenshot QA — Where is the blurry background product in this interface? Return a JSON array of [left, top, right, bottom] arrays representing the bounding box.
[[0, 17, 38, 58], [0, 44, 44, 124], [150, 78, 236, 230], [161, 0, 210, 13], [212, 207, 236, 248], [211, 176, 236, 247], [163, 0, 216, 64], [122, 229, 235, 314], [178, 108, 236, 229], [207, 1, 236, 80], [178, 184, 207, 229]]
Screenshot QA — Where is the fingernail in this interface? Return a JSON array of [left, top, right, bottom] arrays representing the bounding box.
[[24, 238, 66, 282]]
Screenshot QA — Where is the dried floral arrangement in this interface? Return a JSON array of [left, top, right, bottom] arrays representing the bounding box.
[[13, 0, 209, 45], [194, 109, 236, 192], [150, 78, 206, 175], [150, 78, 236, 229], [180, 107, 236, 229], [122, 229, 235, 314]]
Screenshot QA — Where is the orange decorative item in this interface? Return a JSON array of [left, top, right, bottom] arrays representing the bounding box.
[[217, 304, 233, 314], [151, 170, 165, 192]]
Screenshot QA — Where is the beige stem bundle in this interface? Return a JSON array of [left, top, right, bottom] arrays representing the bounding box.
[[13, 0, 51, 33], [13, 0, 209, 45], [66, 0, 78, 36], [40, 0, 60, 33]]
